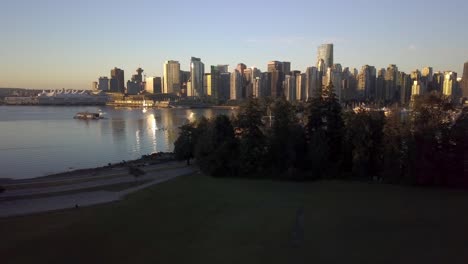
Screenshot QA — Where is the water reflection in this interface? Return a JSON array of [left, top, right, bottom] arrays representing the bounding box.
[[0, 106, 236, 179]]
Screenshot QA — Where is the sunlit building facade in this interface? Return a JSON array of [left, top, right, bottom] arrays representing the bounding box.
[[163, 60, 181, 94]]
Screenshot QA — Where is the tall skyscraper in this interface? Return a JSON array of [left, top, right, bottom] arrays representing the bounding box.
[[111, 67, 125, 93], [243, 67, 261, 98], [282, 62, 291, 75], [342, 67, 358, 101], [385, 64, 399, 102], [357, 65, 372, 100], [267, 61, 285, 98], [230, 69, 243, 100], [163, 60, 181, 94], [400, 73, 412, 105], [131, 68, 144, 83], [98, 77, 109, 91], [422, 67, 433, 82], [375, 68, 386, 102], [461, 62, 468, 98], [443, 71, 458, 100], [317, 44, 333, 70], [305, 67, 320, 99], [284, 74, 296, 101], [190, 57, 205, 97], [296, 72, 306, 101]]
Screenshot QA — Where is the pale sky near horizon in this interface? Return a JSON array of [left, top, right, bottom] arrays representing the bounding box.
[[1, 0, 467, 90]]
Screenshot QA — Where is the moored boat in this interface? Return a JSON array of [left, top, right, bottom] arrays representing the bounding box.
[[73, 112, 103, 120]]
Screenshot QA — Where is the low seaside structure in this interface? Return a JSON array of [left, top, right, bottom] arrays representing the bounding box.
[[37, 89, 109, 105]]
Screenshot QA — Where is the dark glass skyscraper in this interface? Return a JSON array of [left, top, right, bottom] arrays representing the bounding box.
[[110, 67, 125, 93], [461, 62, 468, 98]]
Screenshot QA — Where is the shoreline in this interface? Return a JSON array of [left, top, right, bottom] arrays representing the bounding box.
[[0, 152, 176, 185]]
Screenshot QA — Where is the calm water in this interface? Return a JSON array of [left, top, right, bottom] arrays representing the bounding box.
[[0, 106, 234, 179]]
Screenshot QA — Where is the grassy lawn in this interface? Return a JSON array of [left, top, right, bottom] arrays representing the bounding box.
[[2, 173, 468, 263]]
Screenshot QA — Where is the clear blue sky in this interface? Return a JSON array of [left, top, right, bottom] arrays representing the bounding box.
[[1, 0, 467, 89]]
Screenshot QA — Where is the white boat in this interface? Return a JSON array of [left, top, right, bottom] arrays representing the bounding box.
[[73, 112, 103, 120]]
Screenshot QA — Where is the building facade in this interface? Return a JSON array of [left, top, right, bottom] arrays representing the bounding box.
[[163, 60, 181, 94]]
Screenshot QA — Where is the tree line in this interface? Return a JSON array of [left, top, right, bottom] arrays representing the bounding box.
[[174, 82, 468, 188]]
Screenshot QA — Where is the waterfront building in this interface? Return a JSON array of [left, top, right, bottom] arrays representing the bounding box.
[[145, 77, 162, 94], [130, 68, 143, 82], [37, 89, 109, 105], [163, 60, 181, 94], [111, 67, 125, 93], [219, 72, 231, 101], [126, 81, 143, 95], [190, 57, 205, 97], [98, 77, 109, 91], [204, 73, 212, 96], [91, 82, 98, 91], [109, 78, 119, 93], [317, 44, 333, 70]]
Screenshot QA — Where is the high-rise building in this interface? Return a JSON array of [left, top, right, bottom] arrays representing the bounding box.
[[284, 74, 296, 101], [204, 73, 212, 96], [329, 64, 343, 102], [305, 67, 320, 99], [219, 72, 231, 101], [145, 77, 162, 94], [230, 69, 243, 100], [461, 62, 468, 98], [260, 72, 271, 98], [375, 69, 386, 102], [109, 78, 119, 93], [443, 71, 458, 100], [190, 57, 205, 97], [216, 65, 229, 73], [111, 67, 125, 93], [131, 68, 144, 83], [296, 72, 306, 101], [422, 67, 433, 82], [411, 80, 424, 100], [163, 60, 181, 94], [385, 64, 399, 102], [243, 67, 261, 98], [282, 62, 291, 75], [98, 77, 109, 91], [400, 73, 412, 105], [357, 65, 372, 100], [317, 44, 333, 70], [267, 61, 285, 98], [342, 67, 358, 101]]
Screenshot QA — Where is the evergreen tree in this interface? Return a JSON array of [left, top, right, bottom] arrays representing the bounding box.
[[234, 98, 268, 177]]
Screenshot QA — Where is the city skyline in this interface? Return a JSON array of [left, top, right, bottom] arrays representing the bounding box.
[[1, 0, 468, 90]]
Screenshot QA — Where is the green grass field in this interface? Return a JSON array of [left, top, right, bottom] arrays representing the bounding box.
[[2, 173, 468, 263]]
